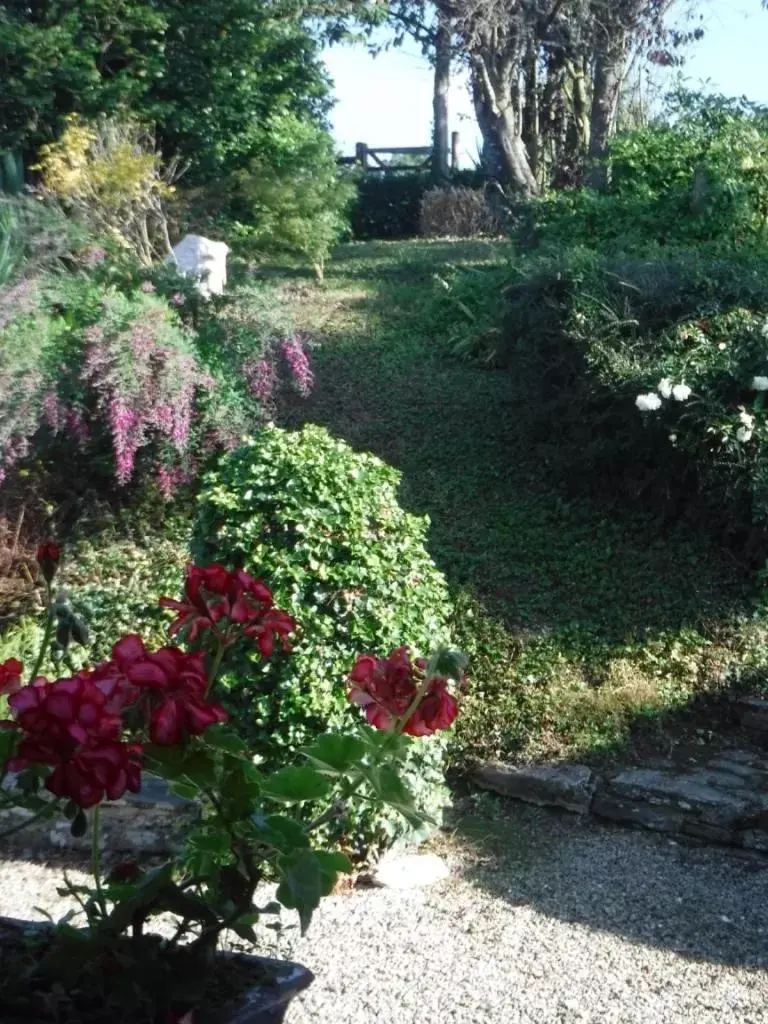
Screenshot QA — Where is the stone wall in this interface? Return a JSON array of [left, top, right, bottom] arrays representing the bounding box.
[[473, 747, 768, 853], [0, 777, 197, 856]]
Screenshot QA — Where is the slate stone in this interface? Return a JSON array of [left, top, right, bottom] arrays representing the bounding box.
[[472, 762, 596, 814], [591, 792, 685, 833]]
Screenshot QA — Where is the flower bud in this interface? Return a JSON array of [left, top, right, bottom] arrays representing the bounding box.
[[36, 542, 61, 583]]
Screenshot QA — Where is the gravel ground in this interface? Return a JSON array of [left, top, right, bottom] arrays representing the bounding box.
[[2, 802, 767, 1023]]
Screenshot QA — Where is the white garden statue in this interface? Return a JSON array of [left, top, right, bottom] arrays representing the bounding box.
[[167, 234, 229, 298]]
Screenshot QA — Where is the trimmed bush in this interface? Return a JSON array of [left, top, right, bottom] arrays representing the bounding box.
[[420, 186, 502, 238], [352, 170, 486, 240], [193, 425, 454, 851]]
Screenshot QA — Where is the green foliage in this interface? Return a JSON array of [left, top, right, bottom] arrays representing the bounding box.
[[34, 116, 178, 265], [231, 116, 356, 279], [0, 1, 165, 154], [266, 238, 768, 768], [193, 425, 454, 849], [351, 170, 485, 241], [529, 92, 768, 254], [351, 174, 431, 240], [0, 1, 332, 186], [151, 1, 331, 183]]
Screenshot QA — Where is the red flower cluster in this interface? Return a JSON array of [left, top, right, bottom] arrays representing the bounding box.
[[3, 637, 228, 807], [111, 635, 227, 746], [161, 564, 296, 656], [0, 658, 23, 696], [7, 675, 141, 809], [348, 648, 458, 737]]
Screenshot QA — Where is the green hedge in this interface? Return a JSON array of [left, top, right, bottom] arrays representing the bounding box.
[[351, 170, 485, 240]]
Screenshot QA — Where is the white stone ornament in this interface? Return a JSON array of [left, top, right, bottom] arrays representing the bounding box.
[[370, 853, 450, 890], [168, 234, 229, 298]]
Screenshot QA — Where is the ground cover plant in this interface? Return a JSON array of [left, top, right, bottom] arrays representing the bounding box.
[[269, 238, 768, 767]]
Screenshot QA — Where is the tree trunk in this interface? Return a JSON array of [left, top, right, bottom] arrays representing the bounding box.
[[497, 104, 539, 196], [473, 61, 538, 196], [586, 33, 627, 190], [472, 73, 505, 181], [432, 12, 452, 182], [521, 41, 540, 184]]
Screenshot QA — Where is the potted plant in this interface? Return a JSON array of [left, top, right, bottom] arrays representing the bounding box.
[[0, 544, 465, 1023]]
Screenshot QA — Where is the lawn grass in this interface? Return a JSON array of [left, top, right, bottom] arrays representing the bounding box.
[[273, 239, 768, 766]]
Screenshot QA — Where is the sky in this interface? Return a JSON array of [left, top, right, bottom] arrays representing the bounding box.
[[321, 1, 768, 167]]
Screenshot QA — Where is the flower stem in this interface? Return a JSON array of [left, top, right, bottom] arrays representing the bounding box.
[[91, 805, 106, 914], [395, 671, 434, 734], [205, 638, 226, 698], [27, 582, 53, 685]]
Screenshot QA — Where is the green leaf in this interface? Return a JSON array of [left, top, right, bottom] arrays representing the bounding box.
[[171, 781, 199, 800], [303, 733, 366, 775], [203, 726, 249, 756], [263, 814, 310, 849], [275, 850, 323, 934], [426, 647, 469, 682], [221, 762, 262, 819], [231, 920, 258, 943], [367, 764, 414, 808], [314, 850, 353, 895], [261, 766, 332, 804], [188, 830, 232, 857], [70, 809, 87, 838]]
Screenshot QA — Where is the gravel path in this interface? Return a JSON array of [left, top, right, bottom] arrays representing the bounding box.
[[2, 802, 767, 1023]]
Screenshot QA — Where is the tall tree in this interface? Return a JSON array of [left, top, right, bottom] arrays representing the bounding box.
[[382, 2, 457, 180], [0, 0, 336, 181], [439, 0, 696, 192]]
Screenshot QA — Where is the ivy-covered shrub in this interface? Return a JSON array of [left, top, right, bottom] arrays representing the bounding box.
[[193, 425, 454, 850]]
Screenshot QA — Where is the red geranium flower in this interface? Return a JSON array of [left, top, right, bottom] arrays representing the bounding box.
[[349, 648, 423, 731], [9, 675, 122, 747], [7, 675, 141, 808], [160, 564, 296, 654], [43, 739, 142, 808], [349, 648, 459, 737], [401, 679, 458, 737], [111, 635, 228, 746], [0, 658, 23, 696]]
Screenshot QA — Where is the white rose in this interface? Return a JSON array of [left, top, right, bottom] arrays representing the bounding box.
[[737, 426, 754, 443], [672, 384, 691, 402], [752, 376, 768, 391], [658, 378, 673, 399], [636, 393, 662, 412]]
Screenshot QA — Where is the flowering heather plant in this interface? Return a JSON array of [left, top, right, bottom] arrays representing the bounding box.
[[0, 540, 465, 1023], [0, 275, 234, 495], [80, 290, 205, 486], [280, 335, 314, 397]]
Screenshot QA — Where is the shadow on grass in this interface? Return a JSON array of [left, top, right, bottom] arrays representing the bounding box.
[[445, 796, 768, 968], [281, 241, 750, 644]]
